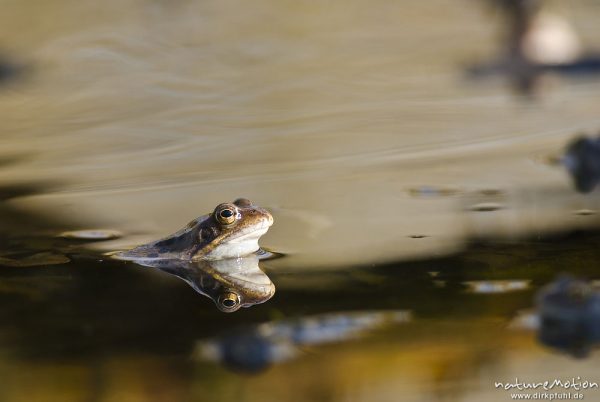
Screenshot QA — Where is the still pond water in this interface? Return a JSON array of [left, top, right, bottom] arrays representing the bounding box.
[[0, 1, 600, 401]]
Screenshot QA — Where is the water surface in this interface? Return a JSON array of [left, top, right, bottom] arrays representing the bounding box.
[[1, 0, 600, 401]]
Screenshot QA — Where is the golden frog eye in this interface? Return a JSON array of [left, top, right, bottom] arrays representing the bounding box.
[[214, 204, 237, 225], [217, 291, 241, 312]]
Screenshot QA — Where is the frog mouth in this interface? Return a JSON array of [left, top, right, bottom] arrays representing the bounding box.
[[202, 219, 273, 260], [227, 225, 270, 244], [227, 214, 273, 242]]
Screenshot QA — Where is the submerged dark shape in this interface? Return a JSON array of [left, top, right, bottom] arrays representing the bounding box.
[[132, 253, 274, 312], [468, 0, 600, 95], [195, 310, 411, 372], [113, 198, 273, 261], [0, 55, 24, 86], [536, 276, 600, 358], [563, 136, 600, 193]]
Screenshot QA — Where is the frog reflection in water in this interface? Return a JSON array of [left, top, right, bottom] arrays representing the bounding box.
[[113, 199, 275, 312], [131, 254, 275, 312]]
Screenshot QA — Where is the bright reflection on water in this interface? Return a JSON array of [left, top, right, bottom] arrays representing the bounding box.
[[0, 0, 600, 401]]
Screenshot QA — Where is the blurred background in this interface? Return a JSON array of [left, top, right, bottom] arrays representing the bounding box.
[[1, 0, 600, 401]]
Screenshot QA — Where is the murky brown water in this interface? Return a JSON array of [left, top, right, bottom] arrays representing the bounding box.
[[1, 0, 600, 401]]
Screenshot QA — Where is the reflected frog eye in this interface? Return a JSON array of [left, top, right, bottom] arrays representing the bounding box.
[[214, 204, 237, 225], [217, 291, 241, 312]]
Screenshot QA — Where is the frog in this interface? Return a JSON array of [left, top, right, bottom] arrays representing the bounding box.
[[113, 198, 273, 262]]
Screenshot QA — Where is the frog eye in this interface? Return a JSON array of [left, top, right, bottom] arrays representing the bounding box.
[[214, 204, 238, 225], [217, 291, 241, 312]]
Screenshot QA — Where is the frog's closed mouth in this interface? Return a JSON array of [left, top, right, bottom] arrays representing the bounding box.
[[113, 198, 273, 262]]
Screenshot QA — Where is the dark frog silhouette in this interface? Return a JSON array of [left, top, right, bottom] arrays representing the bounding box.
[[536, 276, 600, 357], [114, 198, 273, 262], [563, 136, 600, 193]]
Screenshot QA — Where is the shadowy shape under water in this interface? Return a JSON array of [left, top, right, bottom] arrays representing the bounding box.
[[0, 154, 64, 236], [468, 58, 600, 95], [124, 253, 275, 312], [536, 276, 600, 358], [0, 156, 74, 266], [468, 0, 600, 95], [0, 180, 61, 204], [195, 310, 411, 373], [563, 135, 600, 194], [0, 54, 27, 87]]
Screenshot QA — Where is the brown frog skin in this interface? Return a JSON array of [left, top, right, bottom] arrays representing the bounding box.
[[113, 198, 273, 262]]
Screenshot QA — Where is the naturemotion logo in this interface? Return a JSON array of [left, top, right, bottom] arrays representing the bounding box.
[[494, 377, 598, 400]]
